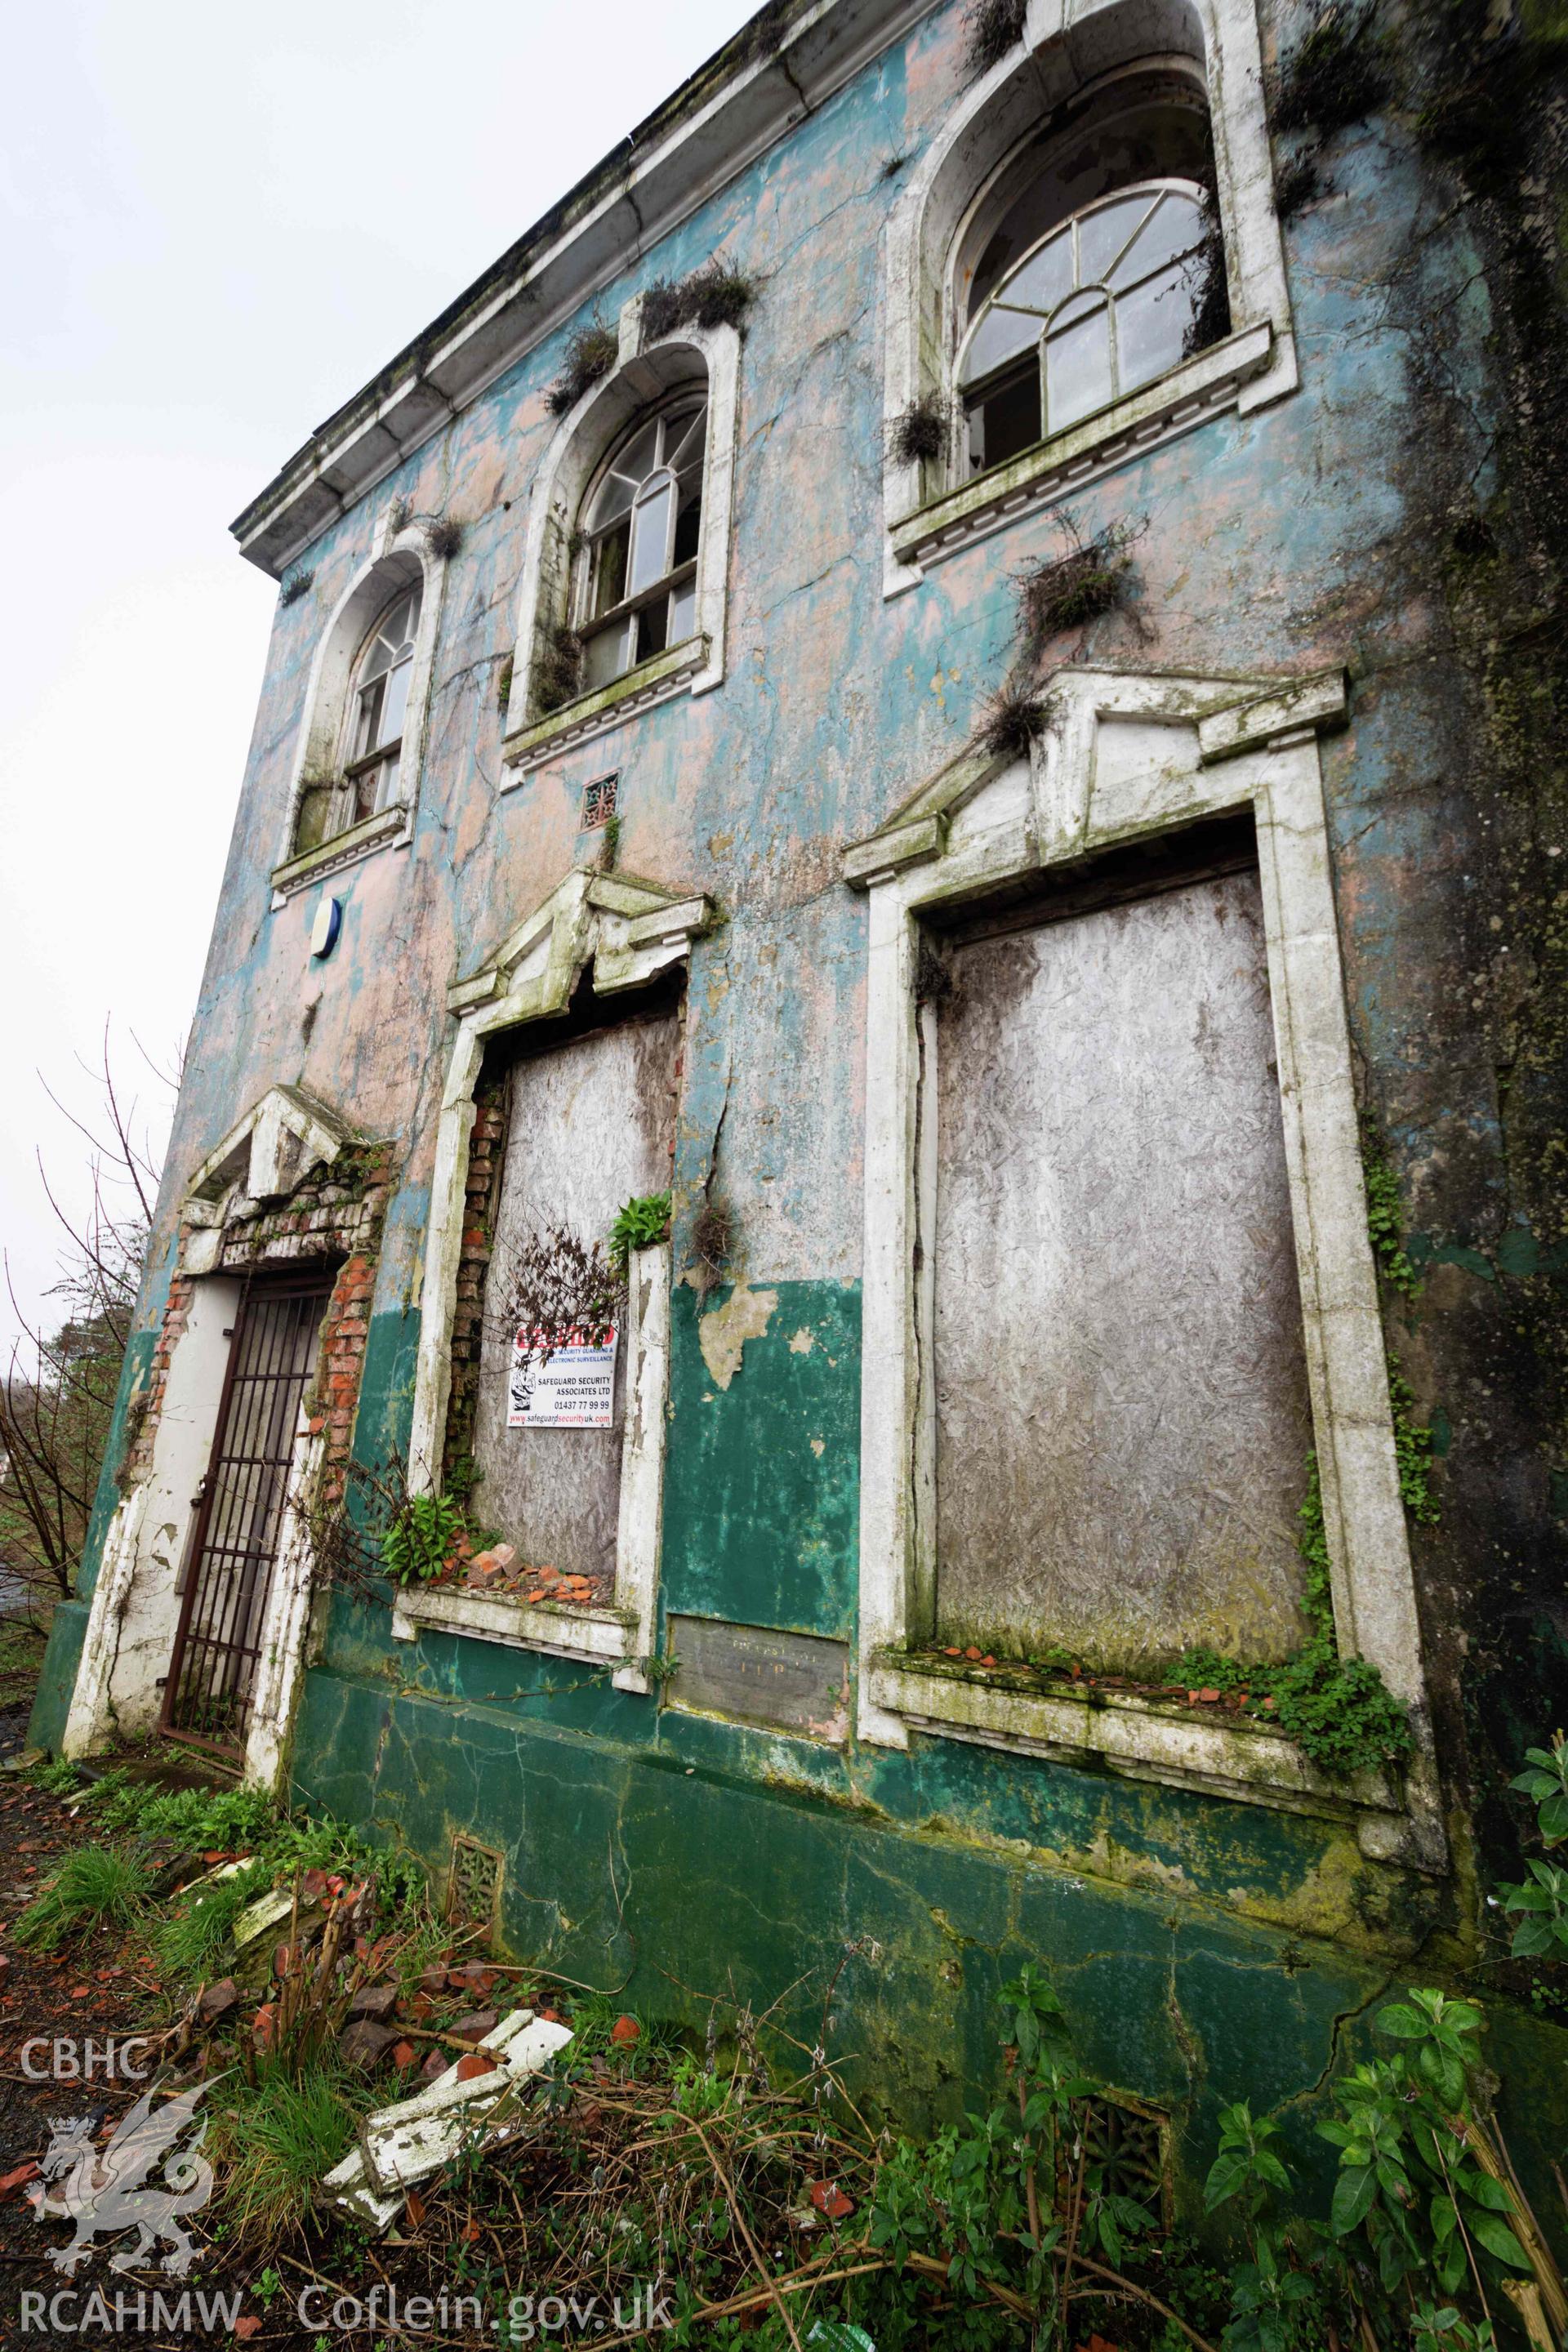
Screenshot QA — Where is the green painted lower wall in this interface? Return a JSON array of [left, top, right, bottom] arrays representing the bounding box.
[[30, 1258, 1567, 2250], [28, 1602, 88, 1754], [289, 1661, 1568, 2235], [660, 1279, 861, 1633], [286, 1276, 1566, 2243]]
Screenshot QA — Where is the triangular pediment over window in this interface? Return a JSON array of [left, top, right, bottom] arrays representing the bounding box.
[[185, 1084, 361, 1223], [448, 865, 712, 1025]]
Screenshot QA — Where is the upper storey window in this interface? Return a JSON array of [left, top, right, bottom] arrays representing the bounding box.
[[880, 4, 1299, 584], [578, 401, 706, 693], [958, 180, 1209, 474], [342, 583, 421, 823]]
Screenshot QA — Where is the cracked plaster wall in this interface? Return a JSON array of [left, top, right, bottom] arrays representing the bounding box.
[[30, 0, 1568, 2176]]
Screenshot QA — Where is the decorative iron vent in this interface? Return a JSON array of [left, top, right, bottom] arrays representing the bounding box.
[[448, 1835, 503, 1939], [581, 770, 619, 829], [1076, 2093, 1169, 2227]]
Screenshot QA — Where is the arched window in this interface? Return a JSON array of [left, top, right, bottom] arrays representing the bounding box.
[[960, 179, 1209, 470], [340, 581, 421, 823], [947, 69, 1220, 480], [577, 400, 706, 692]]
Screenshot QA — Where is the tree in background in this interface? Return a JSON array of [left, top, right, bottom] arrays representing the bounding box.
[[0, 1031, 171, 1642]]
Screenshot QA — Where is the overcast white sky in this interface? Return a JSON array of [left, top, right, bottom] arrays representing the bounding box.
[[0, 0, 752, 1348]]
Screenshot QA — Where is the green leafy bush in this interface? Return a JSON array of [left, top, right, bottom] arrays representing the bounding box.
[[1320, 1992, 1531, 2310], [1498, 1732, 1568, 1958], [76, 1768, 276, 1851]]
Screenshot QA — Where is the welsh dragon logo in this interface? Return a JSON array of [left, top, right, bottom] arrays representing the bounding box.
[[27, 2082, 213, 2274]]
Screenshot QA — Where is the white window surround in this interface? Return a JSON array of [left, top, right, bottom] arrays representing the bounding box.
[[501, 302, 740, 778], [407, 865, 713, 1690], [63, 1085, 364, 1791], [270, 514, 450, 904], [843, 665, 1446, 1877], [880, 0, 1297, 595]]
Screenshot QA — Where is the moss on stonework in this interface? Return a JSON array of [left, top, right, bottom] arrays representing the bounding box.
[[1272, 1, 1392, 138]]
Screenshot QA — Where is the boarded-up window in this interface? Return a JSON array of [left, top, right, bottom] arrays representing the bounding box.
[[929, 852, 1312, 1670], [474, 1004, 679, 1587]]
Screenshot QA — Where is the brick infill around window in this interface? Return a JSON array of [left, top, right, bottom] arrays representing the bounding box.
[[443, 1073, 509, 1486], [125, 1143, 394, 1515]]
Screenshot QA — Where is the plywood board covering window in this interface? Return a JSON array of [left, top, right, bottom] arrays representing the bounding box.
[[474, 1009, 678, 1584], [929, 862, 1312, 1669]]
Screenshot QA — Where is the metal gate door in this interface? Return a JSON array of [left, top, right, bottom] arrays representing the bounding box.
[[160, 1276, 331, 1753]]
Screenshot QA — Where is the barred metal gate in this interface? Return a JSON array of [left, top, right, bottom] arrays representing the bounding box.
[[160, 1276, 331, 1753]]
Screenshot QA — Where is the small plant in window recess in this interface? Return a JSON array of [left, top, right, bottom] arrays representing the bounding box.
[[641, 261, 758, 342], [496, 653, 513, 710], [278, 568, 314, 608], [609, 1192, 671, 1272], [886, 394, 951, 468], [425, 514, 463, 560], [581, 772, 618, 829], [1272, 0, 1392, 138], [1180, 190, 1232, 360], [1157, 1450, 1415, 1774], [973, 683, 1058, 761], [963, 0, 1027, 75], [533, 624, 585, 715], [546, 319, 618, 418], [381, 1490, 468, 1588], [915, 936, 952, 1004], [1014, 514, 1143, 657]]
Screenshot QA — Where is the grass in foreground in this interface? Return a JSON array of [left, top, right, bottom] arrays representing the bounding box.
[[12, 1842, 150, 1951], [209, 2060, 370, 2244]]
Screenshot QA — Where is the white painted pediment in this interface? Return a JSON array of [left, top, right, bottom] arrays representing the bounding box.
[[186, 1084, 359, 1222], [448, 865, 713, 1032], [843, 666, 1347, 891]]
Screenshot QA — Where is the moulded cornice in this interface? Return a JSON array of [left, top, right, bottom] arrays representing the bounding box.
[[230, 0, 937, 578]]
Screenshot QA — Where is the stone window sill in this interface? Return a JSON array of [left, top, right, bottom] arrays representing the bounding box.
[[890, 323, 1275, 581], [270, 804, 409, 904], [501, 636, 708, 778], [866, 1650, 1428, 1868], [390, 1579, 636, 1671]]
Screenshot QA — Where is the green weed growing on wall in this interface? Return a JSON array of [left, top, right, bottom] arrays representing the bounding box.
[[608, 1192, 671, 1271], [963, 0, 1027, 75], [1388, 1356, 1440, 1524], [1165, 1456, 1414, 1775], [381, 1489, 467, 1587], [641, 261, 758, 340], [1362, 1118, 1420, 1297], [546, 320, 617, 418]]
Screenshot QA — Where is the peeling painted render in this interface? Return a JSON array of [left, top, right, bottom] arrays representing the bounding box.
[[30, 0, 1568, 2230]]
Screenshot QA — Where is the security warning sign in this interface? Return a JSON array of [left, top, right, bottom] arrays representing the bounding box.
[[507, 1327, 618, 1428]]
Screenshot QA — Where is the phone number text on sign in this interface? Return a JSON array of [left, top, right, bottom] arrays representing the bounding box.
[[508, 1327, 618, 1428]]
